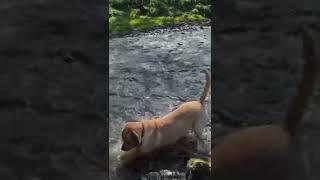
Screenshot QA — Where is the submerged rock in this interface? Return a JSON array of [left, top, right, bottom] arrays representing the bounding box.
[[186, 158, 211, 180], [142, 170, 186, 180]]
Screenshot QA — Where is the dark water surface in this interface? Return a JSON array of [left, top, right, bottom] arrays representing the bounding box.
[[214, 0, 320, 179]]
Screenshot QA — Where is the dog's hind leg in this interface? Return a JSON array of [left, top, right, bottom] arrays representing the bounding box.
[[193, 116, 209, 152]]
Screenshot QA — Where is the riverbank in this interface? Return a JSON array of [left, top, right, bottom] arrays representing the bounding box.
[[108, 0, 211, 36], [109, 18, 211, 38]]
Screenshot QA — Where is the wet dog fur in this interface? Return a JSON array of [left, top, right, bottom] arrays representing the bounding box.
[[120, 70, 211, 164]]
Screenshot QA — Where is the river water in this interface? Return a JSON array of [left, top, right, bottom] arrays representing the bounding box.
[[109, 26, 211, 179]]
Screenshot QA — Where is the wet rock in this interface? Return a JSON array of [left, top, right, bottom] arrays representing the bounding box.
[[142, 170, 186, 180], [186, 158, 211, 180]]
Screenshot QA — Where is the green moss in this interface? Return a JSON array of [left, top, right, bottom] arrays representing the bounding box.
[[109, 6, 125, 17], [194, 3, 211, 17], [109, 13, 204, 33], [187, 158, 211, 180], [185, 13, 203, 21], [109, 16, 132, 32], [187, 158, 211, 170], [108, 0, 209, 33]]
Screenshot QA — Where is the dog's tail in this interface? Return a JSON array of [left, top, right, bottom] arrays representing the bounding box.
[[199, 69, 211, 105], [284, 28, 319, 136]]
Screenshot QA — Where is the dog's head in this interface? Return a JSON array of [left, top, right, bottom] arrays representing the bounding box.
[[121, 122, 143, 151]]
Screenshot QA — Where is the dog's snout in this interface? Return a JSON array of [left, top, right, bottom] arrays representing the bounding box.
[[121, 144, 129, 151]]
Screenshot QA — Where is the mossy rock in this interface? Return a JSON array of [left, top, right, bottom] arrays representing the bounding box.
[[186, 158, 211, 180]]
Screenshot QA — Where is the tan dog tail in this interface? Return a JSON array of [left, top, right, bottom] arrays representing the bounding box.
[[284, 28, 319, 136], [199, 69, 211, 105]]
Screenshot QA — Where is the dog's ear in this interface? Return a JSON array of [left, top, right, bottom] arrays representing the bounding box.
[[121, 127, 142, 151], [122, 122, 142, 143], [129, 129, 142, 144]]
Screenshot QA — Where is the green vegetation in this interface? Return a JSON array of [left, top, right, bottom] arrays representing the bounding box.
[[109, 0, 211, 33]]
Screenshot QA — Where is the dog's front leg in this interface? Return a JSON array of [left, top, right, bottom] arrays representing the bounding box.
[[120, 148, 142, 165]]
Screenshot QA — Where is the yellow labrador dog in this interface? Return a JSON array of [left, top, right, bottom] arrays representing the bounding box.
[[212, 29, 319, 180], [120, 70, 211, 164]]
